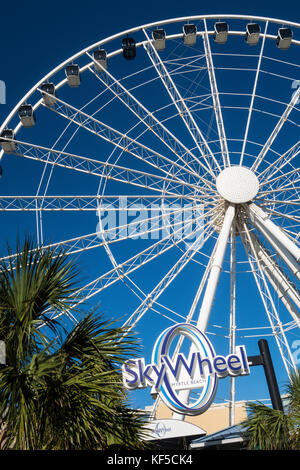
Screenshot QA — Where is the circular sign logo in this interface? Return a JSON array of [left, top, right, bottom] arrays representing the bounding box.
[[151, 323, 218, 416]]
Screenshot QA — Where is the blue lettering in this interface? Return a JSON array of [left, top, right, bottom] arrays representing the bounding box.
[[227, 354, 242, 374], [162, 352, 197, 379], [197, 353, 213, 376], [123, 361, 139, 386], [152, 363, 166, 389], [143, 364, 153, 383], [137, 359, 145, 384], [213, 356, 228, 377], [237, 346, 250, 374]]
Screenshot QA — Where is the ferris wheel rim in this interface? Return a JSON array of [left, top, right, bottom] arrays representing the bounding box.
[[1, 13, 300, 147]]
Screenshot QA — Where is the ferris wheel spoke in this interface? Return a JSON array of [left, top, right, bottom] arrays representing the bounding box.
[[2, 139, 205, 197], [251, 85, 300, 172], [258, 139, 300, 183], [39, 90, 207, 188], [122, 221, 216, 331], [256, 197, 300, 206], [239, 221, 297, 375], [0, 194, 215, 212], [246, 227, 300, 315], [257, 206, 300, 224], [259, 166, 299, 189], [247, 203, 300, 262], [259, 187, 300, 205], [86, 54, 211, 180], [260, 186, 300, 200], [0, 202, 210, 271], [48, 209, 215, 321], [247, 208, 300, 282], [255, 197, 300, 221], [240, 21, 269, 165], [202, 19, 230, 168], [281, 226, 300, 243], [142, 28, 221, 176]]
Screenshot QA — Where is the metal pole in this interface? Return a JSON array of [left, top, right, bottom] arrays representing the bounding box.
[[229, 225, 236, 426], [258, 339, 284, 411]]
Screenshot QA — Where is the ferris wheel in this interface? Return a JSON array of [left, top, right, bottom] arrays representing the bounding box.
[[0, 14, 299, 416]]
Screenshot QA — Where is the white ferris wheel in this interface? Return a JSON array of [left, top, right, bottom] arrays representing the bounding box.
[[0, 14, 299, 418]]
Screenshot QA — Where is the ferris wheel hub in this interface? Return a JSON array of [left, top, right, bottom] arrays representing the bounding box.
[[216, 166, 259, 203]]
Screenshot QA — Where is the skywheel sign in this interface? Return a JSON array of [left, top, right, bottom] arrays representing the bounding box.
[[122, 323, 250, 416]]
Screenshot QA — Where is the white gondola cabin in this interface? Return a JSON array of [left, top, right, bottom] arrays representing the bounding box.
[[276, 28, 293, 50], [183, 24, 197, 46], [93, 49, 107, 71], [18, 104, 35, 127], [152, 29, 166, 51], [0, 129, 16, 153], [122, 37, 136, 60], [214, 22, 229, 44], [245, 23, 261, 45], [40, 83, 56, 106], [65, 64, 81, 87]]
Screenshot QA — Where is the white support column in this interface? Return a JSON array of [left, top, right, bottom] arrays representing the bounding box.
[[248, 203, 300, 262], [255, 243, 300, 312], [254, 217, 300, 282], [240, 221, 297, 376], [246, 228, 300, 328], [171, 205, 235, 421], [197, 204, 235, 332], [262, 266, 300, 328]]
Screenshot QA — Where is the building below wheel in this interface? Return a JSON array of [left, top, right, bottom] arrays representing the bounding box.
[[142, 399, 249, 449]]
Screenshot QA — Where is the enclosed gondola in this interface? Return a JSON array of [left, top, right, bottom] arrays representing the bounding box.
[[183, 24, 197, 46], [40, 82, 56, 106], [122, 37, 136, 60], [276, 27, 293, 50], [0, 129, 16, 153], [152, 29, 166, 51], [214, 22, 229, 44], [65, 64, 81, 87], [93, 49, 107, 71], [245, 23, 261, 45], [18, 104, 36, 127]]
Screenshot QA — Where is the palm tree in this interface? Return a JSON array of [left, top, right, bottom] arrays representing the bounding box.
[[244, 369, 300, 450], [0, 239, 147, 450]]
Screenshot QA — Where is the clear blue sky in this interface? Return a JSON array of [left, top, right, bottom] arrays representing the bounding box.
[[0, 0, 299, 413], [0, 0, 299, 108]]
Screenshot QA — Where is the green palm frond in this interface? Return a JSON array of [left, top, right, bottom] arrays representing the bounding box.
[[0, 238, 146, 450], [244, 369, 300, 450]]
